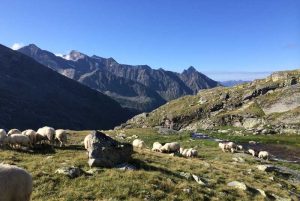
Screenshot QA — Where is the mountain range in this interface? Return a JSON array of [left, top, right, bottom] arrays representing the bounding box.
[[0, 44, 132, 130], [18, 44, 220, 112]]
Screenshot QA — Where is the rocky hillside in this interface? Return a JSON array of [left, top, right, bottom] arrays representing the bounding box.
[[123, 69, 300, 134], [18, 44, 220, 112], [0, 44, 132, 130]]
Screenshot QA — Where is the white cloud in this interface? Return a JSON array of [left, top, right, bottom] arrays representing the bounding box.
[[11, 43, 24, 50]]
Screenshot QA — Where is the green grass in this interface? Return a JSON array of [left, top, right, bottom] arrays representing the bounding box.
[[0, 128, 299, 200]]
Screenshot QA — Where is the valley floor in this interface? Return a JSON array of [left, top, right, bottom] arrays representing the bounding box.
[[0, 128, 299, 201]]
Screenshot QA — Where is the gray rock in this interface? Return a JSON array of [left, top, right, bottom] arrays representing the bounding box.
[[180, 172, 192, 180], [256, 189, 267, 197], [256, 165, 277, 172], [87, 131, 133, 168], [182, 188, 192, 194], [192, 174, 207, 186], [55, 166, 82, 178], [227, 181, 247, 190]]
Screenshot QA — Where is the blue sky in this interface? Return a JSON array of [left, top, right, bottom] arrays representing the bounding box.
[[1, 0, 299, 81]]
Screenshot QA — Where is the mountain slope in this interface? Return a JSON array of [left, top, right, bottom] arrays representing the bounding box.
[[0, 44, 132, 130], [19, 44, 220, 112], [123, 69, 300, 134]]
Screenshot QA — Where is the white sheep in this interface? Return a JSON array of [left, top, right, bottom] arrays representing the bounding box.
[[0, 129, 6, 145], [258, 151, 269, 160], [55, 129, 68, 147], [160, 142, 180, 153], [248, 149, 256, 157], [237, 145, 243, 151], [84, 133, 94, 158], [7, 129, 21, 135], [225, 142, 237, 150], [37, 126, 55, 146], [218, 142, 226, 152], [152, 142, 162, 152], [22, 129, 37, 145], [84, 133, 93, 150], [180, 148, 198, 157], [3, 134, 31, 148], [132, 139, 146, 149], [0, 164, 32, 201]]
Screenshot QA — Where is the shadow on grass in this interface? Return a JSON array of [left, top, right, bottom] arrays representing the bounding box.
[[54, 144, 85, 151], [129, 158, 182, 179]]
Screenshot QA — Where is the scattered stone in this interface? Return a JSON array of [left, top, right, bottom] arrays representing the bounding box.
[[182, 188, 192, 194], [46, 156, 53, 160], [249, 140, 257, 144], [227, 181, 247, 191], [192, 174, 207, 186], [55, 166, 82, 178], [85, 168, 103, 175], [232, 157, 245, 163], [115, 163, 136, 171], [179, 172, 192, 180], [256, 188, 267, 197], [256, 165, 277, 172], [270, 194, 292, 201]]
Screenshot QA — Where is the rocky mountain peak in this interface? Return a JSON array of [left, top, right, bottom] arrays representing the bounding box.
[[64, 50, 86, 61], [183, 66, 197, 74]]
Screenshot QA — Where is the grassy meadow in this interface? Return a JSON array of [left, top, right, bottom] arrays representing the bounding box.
[[0, 128, 299, 200]]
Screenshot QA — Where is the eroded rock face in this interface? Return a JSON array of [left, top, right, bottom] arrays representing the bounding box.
[[87, 131, 133, 168]]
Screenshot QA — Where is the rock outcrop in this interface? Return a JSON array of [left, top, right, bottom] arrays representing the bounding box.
[[122, 69, 300, 134], [87, 131, 133, 167]]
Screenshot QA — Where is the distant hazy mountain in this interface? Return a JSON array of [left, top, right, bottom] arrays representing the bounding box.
[[0, 44, 132, 130], [220, 80, 250, 87], [19, 44, 220, 112]]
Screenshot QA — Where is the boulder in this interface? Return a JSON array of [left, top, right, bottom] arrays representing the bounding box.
[[55, 166, 82, 178], [227, 181, 247, 190], [87, 131, 133, 168]]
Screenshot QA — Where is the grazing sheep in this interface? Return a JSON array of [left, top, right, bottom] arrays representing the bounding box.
[[37, 126, 55, 146], [3, 134, 31, 148], [7, 129, 21, 135], [132, 139, 146, 149], [218, 142, 226, 152], [160, 142, 180, 153], [248, 149, 256, 157], [225, 142, 237, 150], [35, 133, 48, 144], [152, 142, 162, 152], [237, 145, 243, 151], [22, 129, 37, 145], [180, 148, 198, 157], [258, 151, 269, 160], [55, 129, 68, 147], [0, 129, 6, 145], [84, 133, 93, 158], [185, 148, 198, 157], [0, 164, 32, 201]]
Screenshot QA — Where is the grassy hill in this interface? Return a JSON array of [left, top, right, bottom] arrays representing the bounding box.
[[123, 69, 300, 135]]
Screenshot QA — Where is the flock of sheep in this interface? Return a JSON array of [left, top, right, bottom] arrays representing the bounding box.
[[0, 126, 68, 149], [132, 139, 198, 158], [218, 141, 270, 160], [0, 130, 271, 201], [0, 126, 68, 201], [132, 139, 269, 160]]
